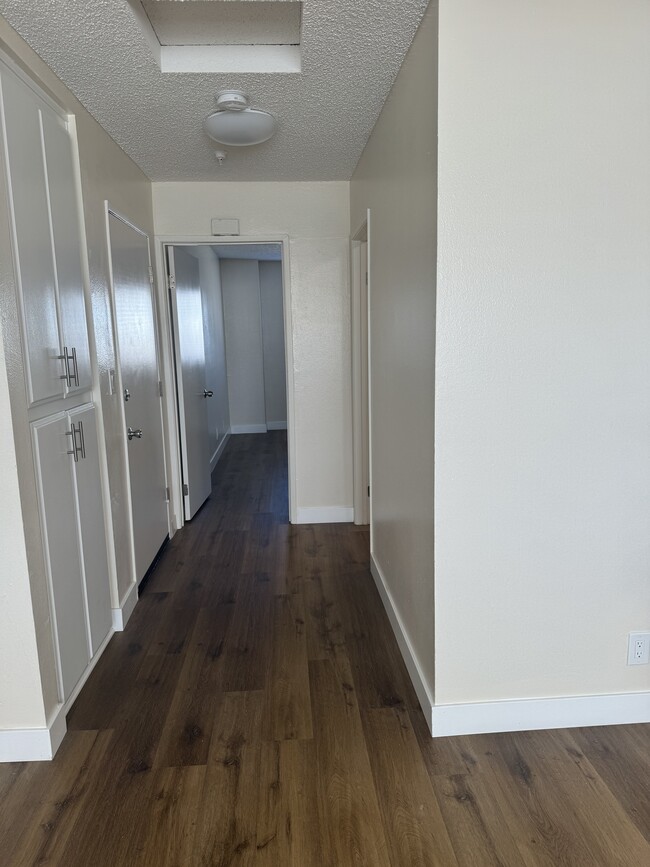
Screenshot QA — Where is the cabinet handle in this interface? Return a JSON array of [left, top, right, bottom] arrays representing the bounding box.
[[77, 420, 86, 459], [127, 427, 143, 440], [66, 423, 85, 461], [57, 346, 72, 387], [66, 425, 79, 462], [71, 347, 80, 387], [203, 389, 214, 398]]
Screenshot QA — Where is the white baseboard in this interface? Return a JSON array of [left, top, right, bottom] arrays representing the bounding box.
[[431, 691, 650, 737], [370, 554, 434, 729], [295, 506, 354, 524], [266, 421, 287, 430], [0, 626, 116, 762], [0, 704, 67, 763], [210, 431, 231, 472], [230, 424, 268, 434], [112, 580, 138, 631]]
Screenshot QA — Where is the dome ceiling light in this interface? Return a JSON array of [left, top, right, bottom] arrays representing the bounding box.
[[204, 90, 277, 147]]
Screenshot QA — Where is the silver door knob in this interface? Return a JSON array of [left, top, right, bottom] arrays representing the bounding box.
[[127, 427, 143, 440], [203, 389, 214, 398]]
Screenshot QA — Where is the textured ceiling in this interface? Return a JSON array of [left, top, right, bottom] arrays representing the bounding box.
[[0, 0, 429, 181]]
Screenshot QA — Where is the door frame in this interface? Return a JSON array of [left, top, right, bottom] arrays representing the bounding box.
[[104, 204, 171, 594], [154, 234, 297, 531], [351, 212, 371, 528]]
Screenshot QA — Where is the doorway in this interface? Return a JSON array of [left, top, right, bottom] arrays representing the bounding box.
[[162, 239, 295, 526]]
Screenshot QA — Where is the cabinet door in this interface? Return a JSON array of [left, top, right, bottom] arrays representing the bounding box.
[[0, 67, 64, 405], [32, 413, 90, 701], [69, 404, 112, 655], [40, 108, 91, 395]]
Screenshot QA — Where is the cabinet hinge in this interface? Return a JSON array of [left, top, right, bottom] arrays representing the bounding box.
[[183, 483, 189, 496], [367, 485, 370, 497], [167, 273, 176, 292], [158, 380, 164, 397], [148, 265, 154, 285], [165, 486, 170, 502]]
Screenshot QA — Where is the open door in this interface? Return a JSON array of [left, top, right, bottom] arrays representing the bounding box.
[[167, 246, 212, 520]]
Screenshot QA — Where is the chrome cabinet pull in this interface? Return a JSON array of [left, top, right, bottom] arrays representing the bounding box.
[[66, 423, 84, 461], [203, 389, 214, 398], [127, 427, 143, 440], [123, 387, 131, 402], [57, 346, 73, 387], [71, 346, 80, 387]]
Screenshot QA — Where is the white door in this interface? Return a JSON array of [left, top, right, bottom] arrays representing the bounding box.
[[168, 246, 212, 519], [0, 65, 63, 405], [69, 404, 112, 654], [40, 107, 91, 396], [32, 412, 89, 701], [108, 212, 168, 582]]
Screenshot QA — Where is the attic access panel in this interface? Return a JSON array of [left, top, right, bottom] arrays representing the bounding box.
[[130, 0, 303, 73]]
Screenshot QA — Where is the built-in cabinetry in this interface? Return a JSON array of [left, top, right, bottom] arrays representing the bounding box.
[[0, 56, 112, 706]]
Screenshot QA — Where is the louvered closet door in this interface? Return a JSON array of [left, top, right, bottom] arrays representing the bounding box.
[[32, 413, 90, 701], [0, 65, 64, 405]]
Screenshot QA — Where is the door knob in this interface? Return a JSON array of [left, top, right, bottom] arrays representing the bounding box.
[[203, 389, 214, 398], [127, 427, 143, 440]]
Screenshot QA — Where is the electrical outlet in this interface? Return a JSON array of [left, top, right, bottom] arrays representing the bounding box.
[[627, 632, 650, 665]]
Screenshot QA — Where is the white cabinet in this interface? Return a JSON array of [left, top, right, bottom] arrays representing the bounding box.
[[0, 60, 90, 406], [32, 405, 111, 702]]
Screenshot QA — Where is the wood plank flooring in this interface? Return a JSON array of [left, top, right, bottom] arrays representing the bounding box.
[[1, 431, 648, 866]]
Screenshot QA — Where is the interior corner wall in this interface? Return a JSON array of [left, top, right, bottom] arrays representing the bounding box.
[[259, 260, 287, 427], [196, 247, 230, 463], [220, 258, 267, 430], [0, 17, 156, 723], [350, 2, 438, 710], [152, 182, 353, 517], [435, 0, 650, 705]]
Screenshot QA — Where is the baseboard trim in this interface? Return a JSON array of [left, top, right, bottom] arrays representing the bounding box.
[[295, 506, 354, 524], [370, 554, 435, 730], [0, 707, 66, 763], [230, 424, 267, 434], [431, 691, 650, 737], [210, 432, 231, 472], [112, 580, 138, 631], [266, 421, 288, 431]]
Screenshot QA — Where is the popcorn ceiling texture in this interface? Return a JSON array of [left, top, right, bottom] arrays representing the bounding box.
[[0, 0, 430, 181]]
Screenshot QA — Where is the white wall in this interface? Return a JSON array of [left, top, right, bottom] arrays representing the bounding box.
[[0, 18, 156, 729], [350, 3, 438, 709], [435, 0, 650, 704], [153, 182, 352, 518], [221, 258, 266, 431], [259, 260, 287, 427], [196, 247, 229, 463]]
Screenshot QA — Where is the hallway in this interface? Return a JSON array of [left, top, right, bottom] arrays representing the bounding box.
[[0, 433, 648, 866]]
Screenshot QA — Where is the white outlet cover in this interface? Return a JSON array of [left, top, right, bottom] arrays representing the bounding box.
[[627, 632, 650, 665]]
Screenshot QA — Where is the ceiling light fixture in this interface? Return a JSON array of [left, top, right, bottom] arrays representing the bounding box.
[[204, 90, 277, 147]]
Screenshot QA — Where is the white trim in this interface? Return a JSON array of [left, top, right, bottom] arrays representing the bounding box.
[[370, 554, 434, 728], [210, 431, 231, 473], [295, 506, 354, 524], [155, 234, 297, 525], [266, 421, 287, 430], [431, 692, 650, 738], [112, 580, 138, 631], [0, 709, 66, 763], [0, 625, 117, 762], [230, 423, 268, 434]]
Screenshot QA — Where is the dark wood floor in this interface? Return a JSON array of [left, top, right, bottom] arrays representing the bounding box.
[[1, 431, 649, 865]]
